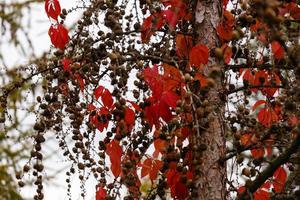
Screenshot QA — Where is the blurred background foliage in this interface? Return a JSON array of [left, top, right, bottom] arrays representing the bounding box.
[[0, 0, 84, 198], [0, 0, 43, 199], [0, 0, 44, 65]]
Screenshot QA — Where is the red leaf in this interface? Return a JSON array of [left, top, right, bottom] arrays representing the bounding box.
[[171, 182, 189, 200], [159, 101, 173, 122], [251, 148, 265, 159], [257, 107, 279, 127], [94, 86, 105, 100], [264, 72, 281, 97], [189, 44, 209, 67], [144, 97, 174, 127], [162, 64, 183, 91], [162, 9, 179, 29], [271, 41, 284, 60], [141, 158, 163, 180], [58, 82, 68, 95], [142, 65, 182, 127], [141, 15, 153, 43], [124, 107, 135, 125], [73, 73, 85, 92], [166, 169, 180, 187], [161, 91, 179, 109], [216, 23, 233, 41], [145, 102, 160, 128], [245, 69, 281, 97], [142, 66, 163, 99], [237, 186, 246, 193], [273, 166, 287, 193], [96, 186, 106, 200], [175, 34, 193, 58], [141, 13, 164, 43], [254, 189, 269, 200], [60, 59, 85, 93], [257, 107, 271, 126], [94, 86, 114, 109], [161, 0, 187, 20], [240, 133, 253, 146], [106, 140, 122, 177], [223, 10, 234, 25], [262, 180, 271, 190], [238, 183, 270, 200], [61, 58, 71, 71], [253, 100, 266, 111], [289, 4, 300, 20], [179, 126, 190, 140], [216, 11, 234, 41], [161, 0, 173, 7], [45, 0, 61, 20], [249, 19, 268, 43], [222, 0, 229, 9], [48, 24, 69, 49], [237, 181, 271, 200], [221, 44, 232, 64], [90, 107, 110, 132], [194, 73, 207, 88], [141, 158, 152, 178], [241, 69, 253, 83], [143, 64, 182, 100], [149, 159, 163, 180], [288, 115, 298, 127], [127, 100, 141, 112], [253, 70, 267, 86], [102, 89, 113, 109], [283, 3, 300, 20], [153, 139, 167, 155], [166, 169, 189, 200], [88, 104, 96, 111], [250, 19, 262, 32]]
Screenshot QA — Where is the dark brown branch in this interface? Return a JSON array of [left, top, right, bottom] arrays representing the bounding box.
[[225, 63, 294, 70], [286, 19, 300, 23], [227, 85, 285, 95], [1, 59, 56, 97], [237, 132, 300, 200], [271, 194, 298, 200], [123, 53, 178, 66]]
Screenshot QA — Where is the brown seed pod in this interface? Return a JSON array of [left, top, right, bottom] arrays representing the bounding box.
[[242, 168, 251, 177], [184, 73, 192, 82], [18, 181, 25, 187], [78, 163, 85, 170], [23, 164, 30, 172], [215, 47, 223, 59]]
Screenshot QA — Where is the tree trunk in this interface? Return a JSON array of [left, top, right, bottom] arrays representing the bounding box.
[[194, 1, 226, 200]]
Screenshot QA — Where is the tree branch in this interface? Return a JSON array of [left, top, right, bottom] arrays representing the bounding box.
[[225, 63, 293, 70], [237, 132, 300, 200], [227, 85, 285, 95]]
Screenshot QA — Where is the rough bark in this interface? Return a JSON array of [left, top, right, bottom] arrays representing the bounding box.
[[194, 1, 226, 200]]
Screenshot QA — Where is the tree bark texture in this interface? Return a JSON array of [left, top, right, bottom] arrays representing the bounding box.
[[194, 1, 226, 200]]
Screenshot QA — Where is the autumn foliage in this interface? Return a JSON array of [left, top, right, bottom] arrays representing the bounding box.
[[2, 0, 300, 200]]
